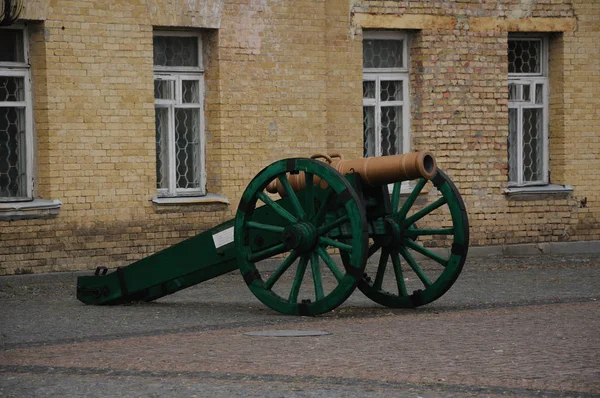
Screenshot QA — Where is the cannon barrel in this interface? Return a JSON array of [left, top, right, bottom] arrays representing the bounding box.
[[267, 151, 437, 196]]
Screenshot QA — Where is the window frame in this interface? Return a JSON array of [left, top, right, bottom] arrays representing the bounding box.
[[153, 31, 206, 198], [507, 36, 549, 187], [508, 37, 546, 78], [0, 26, 34, 202], [153, 30, 203, 74], [362, 31, 409, 74], [362, 31, 411, 158], [362, 74, 410, 157]]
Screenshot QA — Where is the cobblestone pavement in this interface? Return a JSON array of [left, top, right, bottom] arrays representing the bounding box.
[[1, 253, 599, 397]]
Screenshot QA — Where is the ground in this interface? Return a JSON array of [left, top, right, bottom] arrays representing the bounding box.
[[0, 253, 599, 397]]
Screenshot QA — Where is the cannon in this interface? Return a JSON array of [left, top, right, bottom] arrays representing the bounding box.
[[77, 152, 469, 316]]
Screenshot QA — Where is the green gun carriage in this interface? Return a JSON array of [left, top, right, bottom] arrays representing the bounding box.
[[77, 152, 469, 316]]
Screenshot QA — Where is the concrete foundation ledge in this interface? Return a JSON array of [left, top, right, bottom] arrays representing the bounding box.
[[468, 240, 600, 257], [368, 240, 600, 265]]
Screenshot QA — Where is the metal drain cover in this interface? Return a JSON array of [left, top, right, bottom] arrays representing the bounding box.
[[244, 330, 331, 337]]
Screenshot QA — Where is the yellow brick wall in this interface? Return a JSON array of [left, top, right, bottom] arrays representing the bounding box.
[[560, 0, 600, 240], [353, 0, 599, 246], [1, 0, 598, 275]]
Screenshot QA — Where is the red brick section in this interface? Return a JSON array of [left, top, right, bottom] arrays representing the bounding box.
[[1, 301, 598, 394]]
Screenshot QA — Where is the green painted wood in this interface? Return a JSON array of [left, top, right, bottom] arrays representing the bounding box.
[[310, 252, 324, 300], [76, 194, 299, 306], [288, 255, 309, 303], [402, 197, 447, 228], [355, 169, 469, 308], [77, 160, 468, 316], [264, 250, 299, 290], [396, 178, 427, 220], [235, 158, 368, 316], [398, 246, 433, 287], [390, 248, 409, 297], [373, 248, 388, 290], [76, 219, 239, 305], [318, 246, 344, 282]]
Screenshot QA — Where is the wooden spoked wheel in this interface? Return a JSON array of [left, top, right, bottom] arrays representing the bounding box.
[[235, 158, 368, 316], [355, 170, 469, 308]]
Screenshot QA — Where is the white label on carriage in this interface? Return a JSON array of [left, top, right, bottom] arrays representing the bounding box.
[[213, 226, 234, 249]]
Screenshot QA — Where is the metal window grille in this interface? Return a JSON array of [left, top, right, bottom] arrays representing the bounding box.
[[508, 37, 548, 186], [0, 27, 32, 201], [362, 32, 410, 159], [153, 32, 205, 197]]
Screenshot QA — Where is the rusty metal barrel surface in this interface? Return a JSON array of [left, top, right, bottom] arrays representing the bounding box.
[[267, 151, 437, 196]]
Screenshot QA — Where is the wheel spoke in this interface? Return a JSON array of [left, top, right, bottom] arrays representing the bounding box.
[[396, 178, 427, 220], [390, 248, 409, 296], [403, 197, 447, 228], [368, 240, 383, 258], [264, 250, 300, 290], [246, 221, 285, 233], [317, 246, 344, 282], [238, 157, 370, 316], [398, 246, 432, 288], [264, 250, 298, 290], [316, 215, 349, 236], [406, 227, 453, 237], [373, 247, 389, 290], [247, 242, 286, 262], [391, 182, 401, 211], [278, 175, 306, 220], [288, 255, 308, 302], [352, 170, 469, 310], [319, 237, 353, 252], [403, 239, 448, 267], [311, 188, 334, 226], [310, 252, 324, 300], [257, 191, 297, 224], [305, 173, 315, 219]]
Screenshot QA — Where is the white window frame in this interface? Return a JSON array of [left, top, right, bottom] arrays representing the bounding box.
[[508, 36, 549, 187], [0, 26, 34, 202], [362, 74, 410, 157], [362, 31, 411, 157], [153, 31, 206, 197]]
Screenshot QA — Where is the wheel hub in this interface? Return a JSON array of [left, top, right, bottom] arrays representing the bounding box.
[[383, 217, 404, 247], [282, 222, 317, 253]]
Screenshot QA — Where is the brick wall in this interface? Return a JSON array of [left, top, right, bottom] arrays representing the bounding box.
[[353, 0, 598, 246], [0, 0, 598, 275], [560, 0, 600, 240]]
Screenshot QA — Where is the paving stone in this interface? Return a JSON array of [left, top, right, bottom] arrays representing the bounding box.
[[1, 253, 599, 397]]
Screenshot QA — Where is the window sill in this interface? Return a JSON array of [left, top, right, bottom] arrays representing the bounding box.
[[152, 194, 230, 205], [504, 184, 573, 200], [0, 199, 62, 220]]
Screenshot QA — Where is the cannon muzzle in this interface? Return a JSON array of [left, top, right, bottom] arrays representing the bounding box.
[[267, 151, 437, 196]]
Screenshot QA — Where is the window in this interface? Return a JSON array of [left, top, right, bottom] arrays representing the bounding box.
[[153, 32, 205, 197], [508, 37, 549, 186], [362, 31, 410, 158], [0, 27, 33, 201]]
